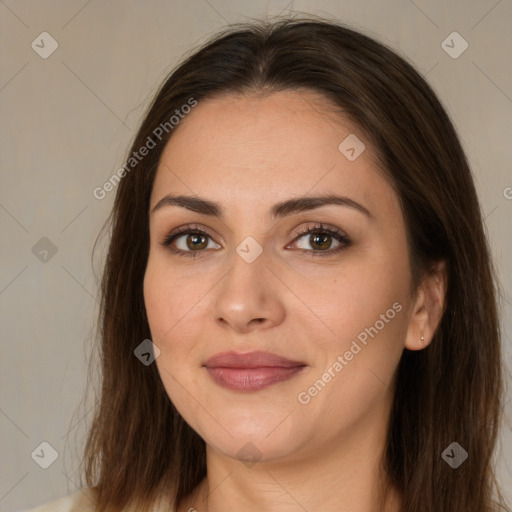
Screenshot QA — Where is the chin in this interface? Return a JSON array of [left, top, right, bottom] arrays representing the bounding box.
[[207, 433, 298, 465], [191, 412, 304, 459]]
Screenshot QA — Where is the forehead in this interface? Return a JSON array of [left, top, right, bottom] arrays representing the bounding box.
[[151, 90, 395, 219]]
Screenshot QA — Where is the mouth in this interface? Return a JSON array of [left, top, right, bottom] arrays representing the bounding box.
[[203, 351, 307, 392], [204, 366, 307, 391]]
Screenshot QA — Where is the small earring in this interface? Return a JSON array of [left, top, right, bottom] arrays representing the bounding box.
[[421, 334, 425, 342]]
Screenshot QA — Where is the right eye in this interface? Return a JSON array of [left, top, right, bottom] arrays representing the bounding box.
[[161, 224, 221, 257]]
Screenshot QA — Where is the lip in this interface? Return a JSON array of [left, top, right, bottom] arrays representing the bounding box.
[[203, 351, 307, 392], [204, 350, 306, 369]]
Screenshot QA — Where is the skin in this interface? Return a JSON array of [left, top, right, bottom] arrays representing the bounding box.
[[143, 89, 447, 512]]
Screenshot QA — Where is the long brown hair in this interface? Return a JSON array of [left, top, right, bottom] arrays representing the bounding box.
[[78, 14, 510, 512]]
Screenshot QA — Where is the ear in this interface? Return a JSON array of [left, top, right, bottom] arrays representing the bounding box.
[[404, 260, 448, 351]]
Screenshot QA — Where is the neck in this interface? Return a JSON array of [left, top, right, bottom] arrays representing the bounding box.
[[178, 398, 401, 512], [190, 459, 401, 512]]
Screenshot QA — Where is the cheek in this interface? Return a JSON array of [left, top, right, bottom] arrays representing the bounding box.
[[301, 253, 409, 402], [143, 263, 166, 335], [143, 263, 197, 408], [304, 256, 407, 343], [143, 258, 208, 372], [143, 259, 192, 338], [297, 272, 407, 431]]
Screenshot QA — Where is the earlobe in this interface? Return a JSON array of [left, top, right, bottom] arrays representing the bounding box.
[[404, 260, 448, 351]]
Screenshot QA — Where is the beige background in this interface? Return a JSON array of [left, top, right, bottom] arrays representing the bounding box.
[[1, 1, 511, 510]]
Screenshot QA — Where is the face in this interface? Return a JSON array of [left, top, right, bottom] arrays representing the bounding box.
[[143, 90, 416, 465]]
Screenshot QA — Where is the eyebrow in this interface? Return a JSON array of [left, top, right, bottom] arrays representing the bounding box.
[[151, 193, 373, 221]]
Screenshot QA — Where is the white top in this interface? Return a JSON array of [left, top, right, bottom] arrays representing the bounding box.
[[22, 490, 95, 512], [22, 488, 172, 512]]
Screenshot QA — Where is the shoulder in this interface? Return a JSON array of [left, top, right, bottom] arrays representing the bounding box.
[[22, 488, 96, 512]]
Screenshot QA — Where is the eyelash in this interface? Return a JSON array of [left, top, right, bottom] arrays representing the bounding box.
[[160, 223, 353, 259]]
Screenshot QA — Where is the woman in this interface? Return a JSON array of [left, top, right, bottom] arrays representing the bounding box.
[[27, 15, 510, 512]]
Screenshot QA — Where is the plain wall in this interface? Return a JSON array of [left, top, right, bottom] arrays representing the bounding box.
[[1, 0, 511, 510]]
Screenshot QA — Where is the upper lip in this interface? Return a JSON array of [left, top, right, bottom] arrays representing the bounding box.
[[203, 350, 306, 369]]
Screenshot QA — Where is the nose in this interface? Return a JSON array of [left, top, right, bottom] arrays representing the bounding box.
[[212, 247, 286, 334]]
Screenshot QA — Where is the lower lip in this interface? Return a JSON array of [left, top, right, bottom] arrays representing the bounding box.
[[205, 366, 306, 392]]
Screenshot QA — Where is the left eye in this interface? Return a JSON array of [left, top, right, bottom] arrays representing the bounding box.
[[289, 225, 352, 255]]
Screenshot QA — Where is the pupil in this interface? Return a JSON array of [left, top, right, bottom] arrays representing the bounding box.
[[312, 233, 330, 250], [188, 234, 206, 250]]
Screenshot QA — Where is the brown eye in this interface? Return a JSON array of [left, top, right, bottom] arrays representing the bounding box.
[[291, 224, 352, 256], [183, 233, 209, 250], [305, 232, 334, 250], [161, 225, 220, 257]]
